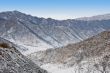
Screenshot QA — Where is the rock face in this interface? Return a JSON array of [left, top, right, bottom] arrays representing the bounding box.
[[0, 11, 110, 55], [0, 37, 48, 73], [28, 31, 110, 73]]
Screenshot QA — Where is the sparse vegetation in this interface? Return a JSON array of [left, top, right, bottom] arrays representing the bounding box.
[[0, 43, 10, 48]]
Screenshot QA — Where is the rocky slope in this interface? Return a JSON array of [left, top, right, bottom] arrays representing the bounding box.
[[0, 11, 110, 55], [0, 37, 48, 73], [28, 31, 110, 73]]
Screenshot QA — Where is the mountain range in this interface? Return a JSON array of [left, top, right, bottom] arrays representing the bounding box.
[[0, 11, 110, 73], [0, 11, 110, 55]]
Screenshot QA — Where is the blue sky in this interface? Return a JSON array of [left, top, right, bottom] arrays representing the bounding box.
[[0, 0, 110, 19]]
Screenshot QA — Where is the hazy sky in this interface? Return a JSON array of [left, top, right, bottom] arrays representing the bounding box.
[[0, 0, 110, 19]]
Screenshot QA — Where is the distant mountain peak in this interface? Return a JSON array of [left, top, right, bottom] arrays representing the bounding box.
[[1, 11, 110, 21], [0, 10, 21, 15], [76, 13, 110, 21]]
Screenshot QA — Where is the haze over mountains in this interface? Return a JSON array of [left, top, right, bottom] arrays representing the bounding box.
[[76, 13, 110, 21], [0, 11, 110, 55]]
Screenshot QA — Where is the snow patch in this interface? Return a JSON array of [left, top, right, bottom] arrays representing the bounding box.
[[41, 64, 77, 73]]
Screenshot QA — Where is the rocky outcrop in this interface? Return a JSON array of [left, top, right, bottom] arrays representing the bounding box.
[[0, 37, 48, 73]]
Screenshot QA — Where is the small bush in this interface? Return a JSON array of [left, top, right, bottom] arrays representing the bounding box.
[[0, 43, 10, 48]]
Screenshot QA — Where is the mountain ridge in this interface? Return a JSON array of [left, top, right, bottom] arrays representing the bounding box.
[[28, 31, 110, 73], [2, 10, 110, 21]]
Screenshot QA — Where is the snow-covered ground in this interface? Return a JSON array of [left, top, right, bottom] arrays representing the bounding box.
[[21, 43, 52, 55], [7, 38, 52, 55], [41, 62, 103, 73], [41, 64, 78, 73]]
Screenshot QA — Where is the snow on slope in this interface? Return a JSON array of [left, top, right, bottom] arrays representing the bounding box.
[[18, 43, 52, 55], [41, 64, 77, 73], [6, 38, 52, 55], [41, 61, 102, 73]]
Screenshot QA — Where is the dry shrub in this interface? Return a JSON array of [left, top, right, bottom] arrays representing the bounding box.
[[0, 43, 10, 48]]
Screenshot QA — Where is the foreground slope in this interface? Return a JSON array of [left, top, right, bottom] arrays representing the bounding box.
[[28, 31, 110, 73], [0, 37, 48, 73], [0, 11, 110, 55]]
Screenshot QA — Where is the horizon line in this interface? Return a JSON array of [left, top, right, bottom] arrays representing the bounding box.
[[0, 10, 110, 20]]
